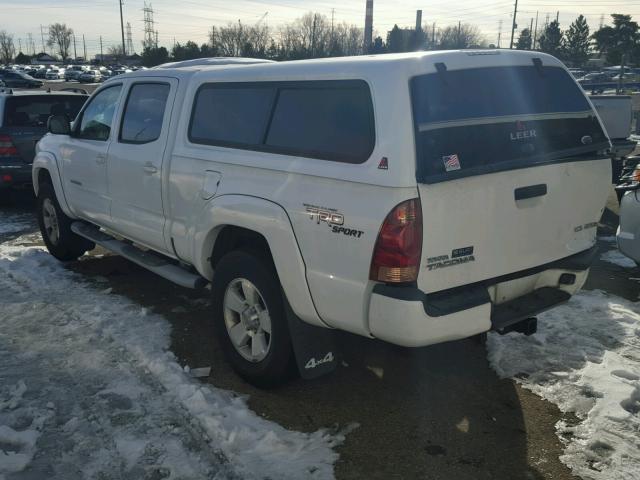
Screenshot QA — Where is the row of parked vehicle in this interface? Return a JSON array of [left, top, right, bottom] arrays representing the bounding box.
[[0, 64, 143, 86], [569, 66, 640, 92]]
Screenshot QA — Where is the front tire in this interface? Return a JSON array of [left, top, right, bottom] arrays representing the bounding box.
[[37, 183, 94, 261], [211, 250, 295, 388]]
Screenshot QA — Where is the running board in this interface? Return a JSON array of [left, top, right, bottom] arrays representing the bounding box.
[[71, 222, 207, 289]]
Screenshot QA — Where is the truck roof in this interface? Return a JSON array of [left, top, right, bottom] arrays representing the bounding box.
[[113, 50, 566, 85], [0, 89, 88, 98]]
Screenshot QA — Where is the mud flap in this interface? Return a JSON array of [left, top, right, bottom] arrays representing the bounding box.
[[283, 296, 338, 380]]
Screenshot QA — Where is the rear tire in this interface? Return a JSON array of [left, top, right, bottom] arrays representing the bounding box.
[[211, 250, 295, 388], [36, 183, 94, 261]]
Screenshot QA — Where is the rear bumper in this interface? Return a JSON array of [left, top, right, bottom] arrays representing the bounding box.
[[0, 164, 33, 189], [368, 247, 595, 347]]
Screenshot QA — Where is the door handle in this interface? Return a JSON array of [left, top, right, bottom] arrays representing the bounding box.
[[515, 184, 547, 201], [143, 162, 158, 174], [95, 154, 107, 165]]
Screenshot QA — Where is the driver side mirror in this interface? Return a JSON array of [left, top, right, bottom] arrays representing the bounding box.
[[47, 114, 71, 135]]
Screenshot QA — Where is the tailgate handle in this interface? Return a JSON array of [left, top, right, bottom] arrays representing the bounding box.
[[515, 184, 547, 201]]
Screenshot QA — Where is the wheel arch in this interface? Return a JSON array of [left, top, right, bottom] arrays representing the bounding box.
[[192, 194, 326, 328], [32, 152, 74, 218]]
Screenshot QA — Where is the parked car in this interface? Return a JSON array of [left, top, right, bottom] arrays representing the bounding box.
[[32, 69, 48, 79], [34, 51, 611, 386], [45, 68, 65, 80], [65, 66, 88, 81], [0, 70, 43, 88], [78, 70, 102, 83], [0, 90, 87, 190], [617, 168, 640, 266]]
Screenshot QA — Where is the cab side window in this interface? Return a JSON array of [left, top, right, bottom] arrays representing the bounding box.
[[119, 83, 170, 144], [77, 85, 122, 141]]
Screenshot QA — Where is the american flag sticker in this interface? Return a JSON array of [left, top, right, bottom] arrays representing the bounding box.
[[442, 154, 461, 172]]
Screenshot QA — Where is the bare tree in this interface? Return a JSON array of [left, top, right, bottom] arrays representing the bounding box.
[[216, 21, 270, 57], [438, 23, 486, 49], [0, 30, 16, 64], [47, 23, 73, 60], [108, 44, 125, 57]]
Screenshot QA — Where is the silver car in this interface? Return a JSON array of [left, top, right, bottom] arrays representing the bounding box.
[[617, 168, 640, 266]]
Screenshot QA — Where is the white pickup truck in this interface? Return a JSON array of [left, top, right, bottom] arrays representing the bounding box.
[[33, 51, 611, 386]]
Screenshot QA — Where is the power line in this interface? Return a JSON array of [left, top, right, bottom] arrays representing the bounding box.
[[143, 2, 157, 49]]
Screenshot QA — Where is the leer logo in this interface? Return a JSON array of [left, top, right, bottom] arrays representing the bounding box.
[[510, 121, 536, 141]]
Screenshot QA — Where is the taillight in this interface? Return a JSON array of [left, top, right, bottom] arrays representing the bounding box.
[[370, 198, 423, 283], [633, 168, 640, 184], [0, 135, 18, 157]]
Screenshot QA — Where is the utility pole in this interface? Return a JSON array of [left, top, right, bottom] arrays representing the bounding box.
[[532, 11, 539, 49], [363, 0, 373, 53], [73, 34, 77, 60], [556, 11, 559, 23], [529, 18, 533, 49], [498, 19, 503, 48], [458, 20, 461, 47], [18, 39, 22, 53], [331, 8, 335, 36], [82, 34, 87, 61], [432, 22, 436, 47], [40, 25, 46, 54], [100, 36, 103, 63], [311, 13, 317, 57], [509, 0, 518, 49], [119, 0, 126, 60]]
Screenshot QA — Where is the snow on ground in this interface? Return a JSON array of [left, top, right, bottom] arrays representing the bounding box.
[[0, 214, 33, 235], [600, 249, 638, 269], [488, 290, 640, 480], [0, 237, 345, 480]]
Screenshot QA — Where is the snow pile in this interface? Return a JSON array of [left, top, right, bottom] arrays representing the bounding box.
[[0, 213, 33, 235], [488, 290, 640, 479], [600, 249, 637, 269], [0, 241, 344, 479]]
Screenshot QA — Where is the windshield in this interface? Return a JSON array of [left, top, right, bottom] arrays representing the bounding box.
[[411, 65, 608, 183]]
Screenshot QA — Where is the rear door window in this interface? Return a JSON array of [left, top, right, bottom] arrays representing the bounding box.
[[119, 83, 170, 144], [188, 80, 375, 163], [189, 85, 276, 146], [3, 95, 87, 127], [265, 85, 374, 163], [411, 65, 608, 183]]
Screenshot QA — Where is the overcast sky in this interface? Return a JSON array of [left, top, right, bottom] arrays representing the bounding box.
[[2, 0, 639, 57]]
